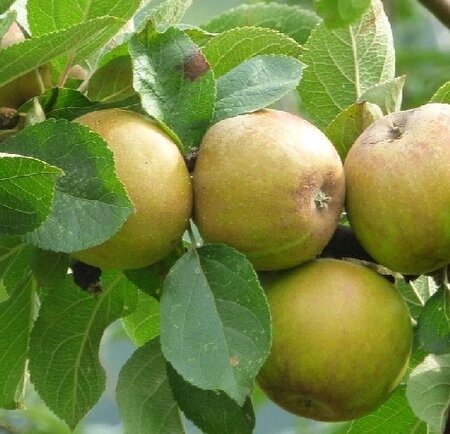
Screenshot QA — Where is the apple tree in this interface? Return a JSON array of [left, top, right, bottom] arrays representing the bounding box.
[[0, 0, 449, 433]]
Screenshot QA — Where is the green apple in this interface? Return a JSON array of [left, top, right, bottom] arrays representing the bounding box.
[[72, 109, 192, 269], [257, 258, 412, 421], [0, 22, 51, 108], [345, 103, 450, 274], [193, 109, 345, 271]]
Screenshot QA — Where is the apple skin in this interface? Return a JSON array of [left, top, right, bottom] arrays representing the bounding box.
[[0, 22, 51, 108], [257, 258, 412, 422], [344, 103, 450, 275], [71, 109, 192, 270], [193, 109, 345, 271]]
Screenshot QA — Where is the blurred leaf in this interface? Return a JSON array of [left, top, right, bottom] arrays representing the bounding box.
[[0, 154, 62, 235], [299, 0, 395, 128], [213, 54, 303, 123], [116, 338, 185, 434], [406, 354, 450, 434], [160, 244, 271, 405], [87, 56, 135, 102], [0, 10, 16, 36], [430, 81, 450, 103], [202, 26, 303, 79], [417, 285, 450, 355], [0, 275, 34, 408], [0, 17, 121, 87], [130, 26, 215, 151], [359, 76, 406, 114], [325, 101, 383, 160], [0, 0, 15, 15], [202, 2, 320, 44], [0, 119, 134, 253], [29, 271, 138, 429], [314, 0, 370, 28], [30, 249, 69, 290], [168, 363, 255, 434], [347, 386, 427, 433], [122, 290, 160, 346]]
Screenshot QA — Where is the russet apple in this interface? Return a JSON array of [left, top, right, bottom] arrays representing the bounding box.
[[193, 109, 345, 271], [257, 258, 412, 421]]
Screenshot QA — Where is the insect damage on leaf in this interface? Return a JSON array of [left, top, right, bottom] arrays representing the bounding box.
[[182, 47, 210, 81]]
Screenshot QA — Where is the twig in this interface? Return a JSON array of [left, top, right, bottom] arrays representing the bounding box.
[[417, 0, 450, 29]]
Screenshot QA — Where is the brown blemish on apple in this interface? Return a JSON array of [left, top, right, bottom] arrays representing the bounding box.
[[182, 48, 210, 81]]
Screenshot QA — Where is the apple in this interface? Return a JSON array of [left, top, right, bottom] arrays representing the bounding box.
[[0, 22, 51, 108], [193, 109, 345, 271], [71, 109, 192, 269], [257, 258, 412, 422], [344, 103, 450, 275]]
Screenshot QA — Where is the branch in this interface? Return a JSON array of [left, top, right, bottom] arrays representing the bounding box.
[[417, 0, 450, 29]]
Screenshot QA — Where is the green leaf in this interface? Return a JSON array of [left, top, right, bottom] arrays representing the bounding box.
[[87, 56, 135, 102], [299, 0, 395, 128], [395, 279, 425, 321], [347, 386, 428, 433], [122, 291, 160, 346], [359, 76, 406, 114], [0, 236, 34, 296], [130, 27, 215, 151], [406, 354, 450, 434], [0, 119, 134, 253], [144, 0, 193, 32], [0, 0, 14, 15], [314, 0, 370, 28], [0, 17, 122, 87], [30, 248, 69, 290], [116, 338, 185, 434], [29, 271, 138, 429], [213, 54, 303, 123], [0, 275, 35, 408], [160, 244, 271, 405], [325, 101, 383, 160], [430, 81, 450, 103], [167, 363, 255, 434], [124, 247, 182, 300], [27, 0, 140, 78], [0, 154, 62, 235], [202, 3, 320, 44], [27, 0, 140, 36], [37, 87, 140, 121], [202, 26, 303, 79], [417, 286, 450, 355]]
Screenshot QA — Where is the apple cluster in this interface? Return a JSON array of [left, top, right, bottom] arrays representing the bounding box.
[[66, 103, 450, 422]]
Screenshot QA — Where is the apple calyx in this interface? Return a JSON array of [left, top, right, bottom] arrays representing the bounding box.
[[314, 190, 332, 209]]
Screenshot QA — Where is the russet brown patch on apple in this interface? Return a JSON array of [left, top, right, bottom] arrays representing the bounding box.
[[182, 47, 210, 81]]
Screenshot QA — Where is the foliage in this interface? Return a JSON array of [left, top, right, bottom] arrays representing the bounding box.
[[0, 0, 448, 433]]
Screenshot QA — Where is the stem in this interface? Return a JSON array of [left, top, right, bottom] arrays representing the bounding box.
[[33, 68, 46, 94], [57, 52, 76, 87], [417, 0, 450, 29], [187, 220, 200, 248], [444, 265, 449, 289]]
